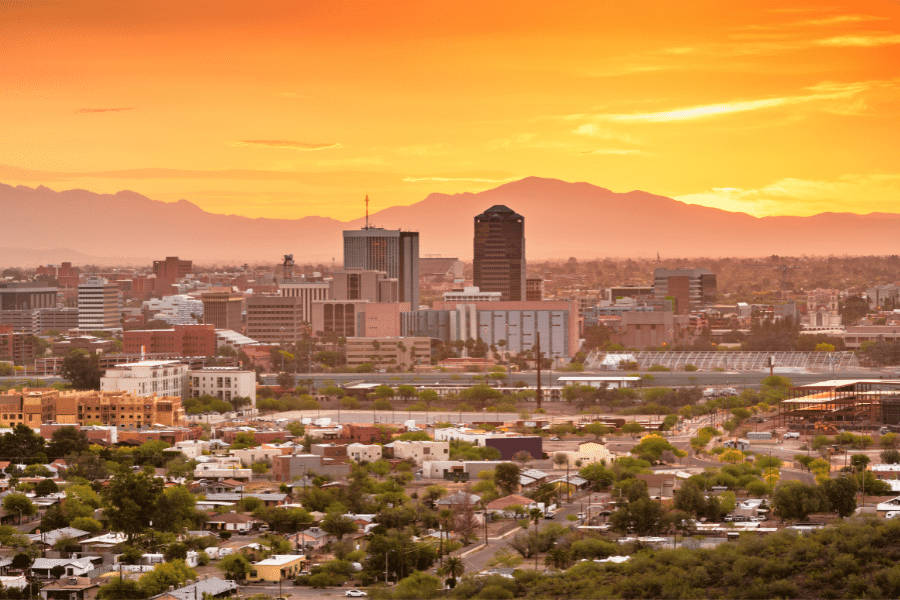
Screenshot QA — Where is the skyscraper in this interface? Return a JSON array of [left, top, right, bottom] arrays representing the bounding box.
[[473, 205, 526, 301], [342, 228, 419, 310]]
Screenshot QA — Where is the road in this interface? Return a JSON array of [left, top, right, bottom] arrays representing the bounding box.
[[238, 583, 359, 599]]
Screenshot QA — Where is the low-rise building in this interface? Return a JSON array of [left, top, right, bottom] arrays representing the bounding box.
[[272, 454, 350, 481], [346, 443, 382, 463], [247, 554, 306, 583], [206, 512, 262, 533], [344, 336, 430, 370], [189, 367, 256, 408], [100, 360, 189, 399], [390, 440, 450, 464]]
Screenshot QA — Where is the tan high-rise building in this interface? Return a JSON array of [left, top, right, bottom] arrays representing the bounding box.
[[202, 292, 244, 330], [245, 295, 306, 343]]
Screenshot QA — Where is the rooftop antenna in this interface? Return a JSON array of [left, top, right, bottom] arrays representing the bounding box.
[[365, 194, 370, 229]]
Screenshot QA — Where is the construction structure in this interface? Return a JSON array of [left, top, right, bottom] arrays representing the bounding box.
[[778, 379, 900, 431]]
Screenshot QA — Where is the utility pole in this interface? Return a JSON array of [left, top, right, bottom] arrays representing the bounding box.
[[535, 332, 542, 411]]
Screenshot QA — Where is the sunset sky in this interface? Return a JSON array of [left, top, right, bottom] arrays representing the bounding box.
[[2, 0, 899, 220]]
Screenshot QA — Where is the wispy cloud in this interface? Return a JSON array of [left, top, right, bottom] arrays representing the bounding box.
[[237, 140, 342, 150], [815, 33, 900, 47], [579, 80, 873, 123], [401, 176, 516, 183], [580, 148, 643, 156], [76, 107, 134, 114], [676, 173, 900, 216]]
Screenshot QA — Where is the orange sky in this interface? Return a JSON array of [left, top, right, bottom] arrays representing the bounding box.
[[2, 0, 898, 220]]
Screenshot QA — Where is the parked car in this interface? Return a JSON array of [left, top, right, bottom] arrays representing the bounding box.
[[345, 591, 368, 598]]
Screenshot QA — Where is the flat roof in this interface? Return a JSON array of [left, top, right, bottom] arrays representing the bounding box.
[[254, 554, 305, 566], [557, 376, 642, 382], [111, 360, 185, 368], [799, 379, 900, 388]]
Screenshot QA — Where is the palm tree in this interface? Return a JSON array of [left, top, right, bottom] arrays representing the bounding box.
[[440, 556, 465, 588], [553, 453, 569, 503]]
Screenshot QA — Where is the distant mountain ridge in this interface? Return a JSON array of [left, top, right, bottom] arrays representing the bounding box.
[[1, 177, 898, 266]]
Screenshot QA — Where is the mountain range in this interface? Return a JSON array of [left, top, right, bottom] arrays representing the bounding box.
[[2, 177, 898, 266]]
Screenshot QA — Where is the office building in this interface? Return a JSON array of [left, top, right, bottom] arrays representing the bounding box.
[[443, 286, 501, 303], [35, 262, 80, 288], [652, 268, 716, 314], [36, 307, 79, 333], [342, 227, 419, 310], [0, 283, 58, 312], [329, 269, 398, 302], [77, 278, 122, 331], [473, 205, 526, 301], [311, 301, 408, 338], [277, 281, 330, 322], [189, 367, 256, 407], [201, 292, 244, 330], [142, 294, 204, 325], [245, 295, 306, 343], [418, 300, 580, 358], [344, 336, 431, 370], [151, 256, 192, 295], [100, 360, 189, 398], [0, 326, 34, 365], [526, 277, 543, 301], [123, 324, 217, 356]]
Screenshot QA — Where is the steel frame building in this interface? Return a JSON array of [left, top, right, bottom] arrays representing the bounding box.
[[779, 379, 900, 430]]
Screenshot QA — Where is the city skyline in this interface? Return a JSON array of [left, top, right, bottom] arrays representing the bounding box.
[[2, 0, 899, 220]]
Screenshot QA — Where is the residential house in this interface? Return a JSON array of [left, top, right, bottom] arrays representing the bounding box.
[[291, 526, 334, 552], [39, 576, 99, 600], [149, 576, 238, 600], [30, 558, 97, 579], [486, 494, 538, 517], [206, 512, 262, 533]]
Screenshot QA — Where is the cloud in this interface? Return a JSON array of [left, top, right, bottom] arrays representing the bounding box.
[[675, 174, 900, 216], [76, 107, 134, 114], [815, 33, 900, 47], [580, 148, 643, 156], [236, 140, 342, 150], [401, 176, 517, 183], [585, 80, 873, 123]]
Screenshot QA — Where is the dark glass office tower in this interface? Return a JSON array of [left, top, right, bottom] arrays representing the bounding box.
[[473, 205, 525, 301]]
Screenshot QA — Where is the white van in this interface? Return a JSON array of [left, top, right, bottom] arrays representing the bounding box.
[[783, 432, 800, 439]]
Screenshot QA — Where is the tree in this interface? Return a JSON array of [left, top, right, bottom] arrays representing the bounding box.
[[156, 485, 204, 532], [621, 422, 643, 438], [773, 481, 824, 521], [441, 556, 465, 588], [98, 578, 143, 600], [610, 497, 665, 535], [393, 571, 443, 599], [0, 424, 47, 463], [219, 553, 252, 582], [2, 493, 35, 523], [881, 448, 900, 464], [321, 512, 358, 541], [583, 423, 611, 440], [512, 450, 533, 467], [276, 371, 295, 389], [881, 432, 898, 449], [822, 476, 857, 518], [579, 463, 614, 491], [60, 349, 102, 389], [103, 469, 164, 540], [630, 434, 684, 463], [495, 462, 521, 496], [851, 454, 870, 472], [47, 426, 90, 459], [138, 560, 196, 596], [34, 478, 59, 496]]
